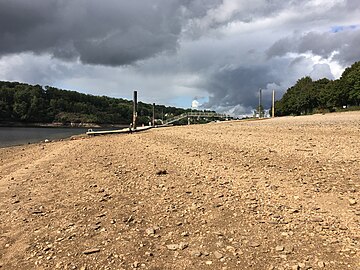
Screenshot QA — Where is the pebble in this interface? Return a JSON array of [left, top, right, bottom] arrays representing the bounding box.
[[318, 261, 325, 268], [214, 251, 223, 259], [249, 241, 261, 247], [178, 242, 188, 250], [205, 261, 213, 265], [298, 262, 306, 268], [166, 244, 179, 250], [349, 199, 357, 206], [145, 251, 153, 257], [156, 170, 167, 175], [145, 227, 155, 235], [275, 245, 284, 252], [181, 231, 189, 237], [82, 248, 100, 255], [191, 250, 202, 257], [310, 217, 323, 222]]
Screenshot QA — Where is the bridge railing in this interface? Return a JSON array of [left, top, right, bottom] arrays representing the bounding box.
[[163, 112, 228, 125]]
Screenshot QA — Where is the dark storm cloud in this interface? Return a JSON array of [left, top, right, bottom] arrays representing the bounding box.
[[0, 0, 221, 66], [267, 28, 360, 65], [202, 65, 278, 110], [2, 0, 360, 116]]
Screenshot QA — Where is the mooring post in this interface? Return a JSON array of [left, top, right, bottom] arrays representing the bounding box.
[[133, 90, 137, 129], [152, 103, 155, 126], [272, 90, 275, 118]]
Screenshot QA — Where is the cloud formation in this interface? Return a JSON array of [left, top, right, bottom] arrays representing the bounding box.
[[0, 1, 185, 65], [1, 0, 360, 116]]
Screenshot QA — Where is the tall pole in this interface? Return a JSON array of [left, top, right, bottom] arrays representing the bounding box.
[[152, 103, 155, 126], [259, 88, 262, 119], [272, 90, 275, 118], [133, 90, 137, 129]]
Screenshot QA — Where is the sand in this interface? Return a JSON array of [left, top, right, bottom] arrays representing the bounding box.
[[0, 111, 359, 270]]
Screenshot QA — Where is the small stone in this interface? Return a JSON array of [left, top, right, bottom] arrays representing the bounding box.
[[156, 170, 167, 175], [181, 231, 189, 237], [191, 250, 202, 257], [145, 251, 153, 257], [298, 263, 306, 268], [349, 199, 357, 206], [145, 227, 155, 235], [205, 261, 213, 265], [318, 261, 325, 268], [166, 244, 179, 250], [310, 217, 323, 222], [178, 242, 188, 250], [214, 251, 223, 259], [249, 241, 260, 247], [275, 246, 284, 252], [83, 248, 100, 255], [132, 261, 140, 268], [284, 245, 294, 254]]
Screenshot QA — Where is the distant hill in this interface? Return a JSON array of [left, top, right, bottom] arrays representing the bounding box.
[[274, 61, 360, 116], [0, 81, 204, 126]]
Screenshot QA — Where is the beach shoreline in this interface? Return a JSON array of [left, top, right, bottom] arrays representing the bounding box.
[[1, 111, 359, 269]]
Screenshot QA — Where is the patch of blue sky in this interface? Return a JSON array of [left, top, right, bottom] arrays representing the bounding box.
[[168, 96, 194, 109], [331, 25, 359, 33]]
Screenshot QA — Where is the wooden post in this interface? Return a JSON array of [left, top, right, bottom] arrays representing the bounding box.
[[133, 90, 137, 129], [152, 103, 155, 126], [272, 90, 275, 118], [259, 88, 262, 119]]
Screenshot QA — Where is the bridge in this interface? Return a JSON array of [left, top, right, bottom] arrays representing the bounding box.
[[163, 112, 228, 125]]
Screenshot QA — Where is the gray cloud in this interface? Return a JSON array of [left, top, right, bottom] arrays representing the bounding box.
[[267, 28, 360, 65], [310, 63, 334, 81], [0, 0, 201, 65], [201, 65, 279, 110], [1, 0, 360, 116]]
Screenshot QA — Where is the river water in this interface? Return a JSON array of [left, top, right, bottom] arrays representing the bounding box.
[[0, 127, 89, 148]]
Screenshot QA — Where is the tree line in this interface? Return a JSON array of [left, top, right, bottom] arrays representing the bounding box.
[[274, 61, 360, 116], [0, 81, 201, 125]]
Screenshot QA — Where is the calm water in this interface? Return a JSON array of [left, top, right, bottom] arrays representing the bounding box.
[[0, 127, 88, 148]]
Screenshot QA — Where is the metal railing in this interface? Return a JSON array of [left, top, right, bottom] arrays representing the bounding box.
[[163, 112, 227, 125]]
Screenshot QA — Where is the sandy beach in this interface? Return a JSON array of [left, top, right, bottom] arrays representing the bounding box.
[[0, 111, 359, 270]]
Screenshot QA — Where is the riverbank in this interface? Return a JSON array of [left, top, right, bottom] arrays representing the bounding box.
[[0, 111, 359, 269]]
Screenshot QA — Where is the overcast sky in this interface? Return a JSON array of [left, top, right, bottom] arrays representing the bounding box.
[[1, 0, 359, 116]]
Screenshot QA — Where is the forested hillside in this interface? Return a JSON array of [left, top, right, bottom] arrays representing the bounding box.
[[275, 61, 360, 116], [0, 81, 192, 125]]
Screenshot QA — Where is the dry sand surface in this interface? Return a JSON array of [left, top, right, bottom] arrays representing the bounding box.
[[0, 111, 360, 270]]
